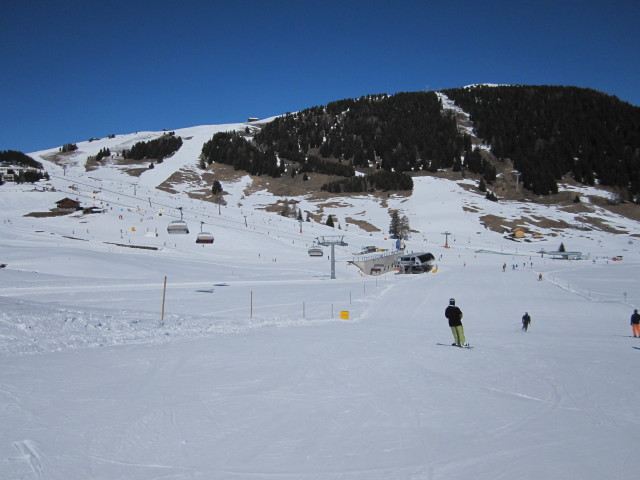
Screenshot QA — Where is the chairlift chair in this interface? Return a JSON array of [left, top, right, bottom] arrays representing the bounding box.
[[167, 207, 189, 234], [308, 244, 324, 257], [196, 221, 214, 244]]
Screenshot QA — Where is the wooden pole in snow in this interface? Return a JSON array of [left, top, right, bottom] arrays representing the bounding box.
[[161, 276, 167, 322]]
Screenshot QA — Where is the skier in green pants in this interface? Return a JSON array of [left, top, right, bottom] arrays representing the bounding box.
[[445, 298, 468, 347]]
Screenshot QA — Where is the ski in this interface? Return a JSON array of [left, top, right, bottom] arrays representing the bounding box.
[[436, 343, 473, 349]]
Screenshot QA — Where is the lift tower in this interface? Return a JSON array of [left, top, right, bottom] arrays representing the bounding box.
[[317, 235, 348, 279]]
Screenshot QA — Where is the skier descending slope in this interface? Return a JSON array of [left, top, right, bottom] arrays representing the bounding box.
[[445, 298, 470, 347], [631, 309, 640, 337]]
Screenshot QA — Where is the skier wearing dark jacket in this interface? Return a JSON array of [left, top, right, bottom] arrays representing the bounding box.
[[522, 312, 531, 332], [445, 298, 467, 347], [631, 309, 640, 337]]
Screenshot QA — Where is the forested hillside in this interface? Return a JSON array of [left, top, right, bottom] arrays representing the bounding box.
[[442, 85, 640, 198], [255, 92, 469, 172], [228, 86, 640, 199], [199, 93, 492, 193], [200, 131, 283, 178], [252, 92, 491, 191]]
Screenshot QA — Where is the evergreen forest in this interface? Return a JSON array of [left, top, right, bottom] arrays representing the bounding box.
[[254, 92, 473, 180], [201, 131, 283, 178], [442, 85, 640, 197], [206, 86, 639, 199], [123, 132, 183, 161]]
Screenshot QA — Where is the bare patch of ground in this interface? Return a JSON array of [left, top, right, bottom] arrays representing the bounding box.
[[263, 198, 301, 215], [203, 162, 248, 183], [585, 196, 640, 223], [156, 183, 179, 195], [242, 171, 333, 198], [480, 210, 630, 237], [24, 211, 71, 218], [345, 217, 380, 232], [156, 168, 200, 195], [83, 153, 152, 176], [433, 163, 640, 234], [85, 157, 101, 172], [573, 215, 628, 234], [122, 167, 148, 177], [42, 151, 84, 169], [479, 214, 571, 236]]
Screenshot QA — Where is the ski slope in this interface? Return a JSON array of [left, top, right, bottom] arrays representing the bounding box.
[[1, 129, 639, 479]]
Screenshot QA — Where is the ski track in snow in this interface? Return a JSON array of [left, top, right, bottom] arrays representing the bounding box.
[[11, 440, 44, 480]]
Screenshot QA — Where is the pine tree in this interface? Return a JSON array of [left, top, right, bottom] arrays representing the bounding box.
[[60, 143, 78, 153], [326, 215, 335, 227], [281, 200, 291, 217], [399, 214, 410, 239], [389, 211, 400, 238], [389, 211, 410, 239]]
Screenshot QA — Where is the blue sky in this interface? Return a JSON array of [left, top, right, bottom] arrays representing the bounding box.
[[2, 0, 639, 153]]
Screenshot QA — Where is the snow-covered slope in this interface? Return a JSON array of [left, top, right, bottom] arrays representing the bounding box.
[[1, 124, 639, 479]]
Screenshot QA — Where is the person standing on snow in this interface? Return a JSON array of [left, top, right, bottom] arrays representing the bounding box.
[[522, 312, 532, 332], [445, 298, 468, 347], [631, 309, 640, 337]]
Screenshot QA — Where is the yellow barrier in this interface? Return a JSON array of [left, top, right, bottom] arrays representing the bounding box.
[[340, 311, 349, 320]]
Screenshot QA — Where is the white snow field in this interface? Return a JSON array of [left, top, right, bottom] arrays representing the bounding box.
[[1, 127, 639, 479]]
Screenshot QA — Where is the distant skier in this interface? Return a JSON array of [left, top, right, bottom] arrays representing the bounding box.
[[631, 309, 640, 337], [445, 298, 468, 347], [522, 312, 531, 332]]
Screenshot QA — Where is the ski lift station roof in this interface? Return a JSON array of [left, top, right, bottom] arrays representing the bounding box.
[[542, 251, 585, 260]]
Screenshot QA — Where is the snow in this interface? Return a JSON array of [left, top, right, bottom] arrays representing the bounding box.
[[1, 127, 639, 479]]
